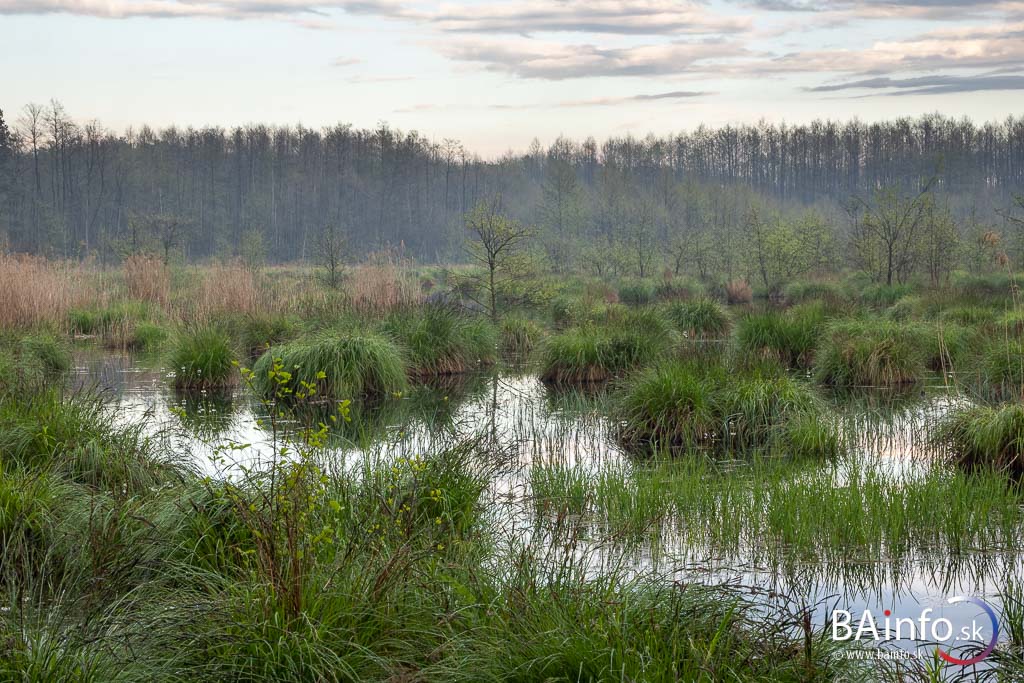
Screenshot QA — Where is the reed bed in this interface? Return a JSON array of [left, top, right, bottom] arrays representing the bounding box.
[[0, 254, 93, 329], [123, 254, 170, 307]]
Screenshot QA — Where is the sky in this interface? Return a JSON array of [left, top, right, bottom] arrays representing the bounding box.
[[1, 0, 1023, 157]]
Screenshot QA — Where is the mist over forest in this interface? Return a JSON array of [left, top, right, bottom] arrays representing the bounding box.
[[0, 103, 1023, 287]]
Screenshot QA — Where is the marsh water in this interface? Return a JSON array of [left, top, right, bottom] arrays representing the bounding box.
[[72, 349, 1022, 673]]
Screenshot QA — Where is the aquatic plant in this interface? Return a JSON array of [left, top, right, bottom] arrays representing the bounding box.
[[615, 360, 837, 457], [969, 339, 1024, 400], [169, 326, 238, 391], [725, 278, 753, 304], [218, 312, 301, 359], [664, 298, 732, 339], [499, 315, 544, 356], [18, 333, 71, 374], [653, 277, 703, 302], [783, 280, 846, 307], [813, 319, 928, 387], [539, 319, 672, 384], [384, 305, 495, 376], [935, 402, 1024, 474], [252, 330, 408, 400], [736, 303, 825, 368]]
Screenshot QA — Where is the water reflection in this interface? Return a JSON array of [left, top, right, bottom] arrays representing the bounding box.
[[70, 348, 1024, 671]]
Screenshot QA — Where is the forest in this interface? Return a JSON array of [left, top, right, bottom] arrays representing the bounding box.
[[1, 103, 1023, 285]]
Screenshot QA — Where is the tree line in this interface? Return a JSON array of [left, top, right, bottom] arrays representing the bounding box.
[[0, 102, 1022, 287]]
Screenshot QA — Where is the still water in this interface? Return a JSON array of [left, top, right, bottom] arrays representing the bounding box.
[[71, 349, 1022, 676]]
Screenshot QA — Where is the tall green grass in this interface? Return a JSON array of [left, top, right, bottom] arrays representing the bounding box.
[[499, 315, 544, 356], [936, 402, 1024, 474], [615, 360, 838, 457], [814, 319, 929, 387], [252, 330, 408, 399], [976, 339, 1024, 399], [169, 326, 238, 391], [736, 303, 826, 368], [539, 313, 675, 384], [384, 305, 495, 376], [664, 298, 732, 339], [0, 333, 71, 396]]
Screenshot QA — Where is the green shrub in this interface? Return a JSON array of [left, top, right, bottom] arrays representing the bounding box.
[[384, 305, 495, 376], [814, 320, 928, 387], [252, 331, 408, 400], [169, 326, 238, 391]]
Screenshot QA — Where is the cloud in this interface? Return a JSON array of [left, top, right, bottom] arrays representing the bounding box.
[[430, 0, 749, 36], [743, 0, 1017, 20], [722, 21, 1024, 77], [807, 73, 1024, 95], [439, 38, 747, 79], [0, 0, 413, 21], [344, 74, 415, 83], [490, 89, 712, 109]]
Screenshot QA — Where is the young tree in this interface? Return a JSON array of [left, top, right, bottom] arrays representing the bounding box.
[[152, 214, 190, 265], [464, 197, 535, 322], [747, 207, 834, 294], [316, 223, 347, 289], [848, 178, 937, 285], [123, 211, 190, 263], [918, 202, 959, 285]]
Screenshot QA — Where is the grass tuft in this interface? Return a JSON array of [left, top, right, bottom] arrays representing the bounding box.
[[539, 314, 674, 384], [384, 305, 495, 376], [664, 298, 732, 339], [499, 315, 544, 356], [252, 330, 408, 400], [813, 319, 928, 387], [169, 326, 238, 391], [936, 402, 1024, 474]]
